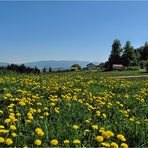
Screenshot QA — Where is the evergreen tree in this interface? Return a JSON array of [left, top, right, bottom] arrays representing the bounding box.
[[121, 41, 137, 66], [48, 67, 52, 73], [108, 39, 122, 67], [143, 42, 148, 60], [43, 68, 46, 73]]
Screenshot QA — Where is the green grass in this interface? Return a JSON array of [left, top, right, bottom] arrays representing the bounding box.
[[0, 71, 147, 147]]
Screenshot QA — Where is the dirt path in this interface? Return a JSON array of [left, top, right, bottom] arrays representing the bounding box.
[[112, 75, 148, 79]]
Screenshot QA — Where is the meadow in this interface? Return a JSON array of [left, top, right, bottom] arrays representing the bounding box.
[[0, 71, 147, 147]]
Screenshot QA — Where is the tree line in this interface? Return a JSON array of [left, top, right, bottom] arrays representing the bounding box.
[[101, 39, 148, 70], [0, 64, 40, 74]]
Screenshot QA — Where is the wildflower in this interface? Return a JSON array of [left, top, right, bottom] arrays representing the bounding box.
[[102, 113, 107, 119], [28, 114, 33, 120], [5, 93, 12, 98], [11, 132, 17, 137], [39, 116, 44, 119], [23, 145, 28, 148], [16, 113, 21, 117], [5, 138, 13, 145], [136, 121, 141, 124], [0, 137, 5, 143], [63, 139, 70, 144], [85, 120, 90, 123], [4, 119, 11, 124], [83, 129, 90, 135], [72, 124, 79, 130], [19, 101, 26, 106], [101, 131, 112, 139], [101, 142, 110, 147], [34, 139, 42, 146], [99, 127, 105, 133], [50, 139, 58, 145], [73, 139, 81, 144], [129, 118, 135, 121], [96, 111, 101, 117], [35, 128, 44, 136], [117, 134, 126, 142], [0, 129, 9, 134], [95, 136, 104, 142], [37, 109, 41, 113], [92, 125, 98, 130], [106, 130, 114, 137], [26, 120, 32, 123], [50, 102, 55, 107], [10, 125, 16, 130], [0, 125, 5, 129], [44, 112, 49, 116], [111, 142, 119, 148], [121, 143, 128, 148], [54, 107, 60, 113], [0, 110, 3, 114]]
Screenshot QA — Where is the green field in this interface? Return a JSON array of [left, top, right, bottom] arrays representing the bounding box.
[[0, 71, 147, 147]]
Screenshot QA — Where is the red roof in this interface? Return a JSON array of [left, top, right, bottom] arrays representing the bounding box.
[[113, 64, 123, 67]]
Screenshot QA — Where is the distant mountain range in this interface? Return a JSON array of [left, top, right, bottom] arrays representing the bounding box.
[[0, 62, 9, 67], [0, 60, 99, 70]]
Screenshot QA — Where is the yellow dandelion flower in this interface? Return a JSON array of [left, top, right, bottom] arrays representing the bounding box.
[[101, 131, 111, 139], [121, 143, 128, 148], [117, 134, 126, 142], [44, 112, 49, 116], [95, 136, 104, 142], [11, 132, 17, 137], [0, 110, 3, 114], [16, 113, 21, 117], [50, 102, 55, 107], [96, 111, 101, 117], [72, 124, 79, 130], [50, 139, 58, 145], [0, 125, 5, 129], [35, 128, 44, 137], [106, 130, 114, 137], [19, 101, 26, 106], [54, 107, 60, 113], [5, 138, 13, 145], [136, 121, 141, 124], [39, 116, 44, 119], [63, 139, 70, 144], [4, 119, 11, 124], [0, 129, 9, 134], [34, 139, 42, 146], [111, 142, 119, 148], [23, 145, 28, 148], [0, 137, 5, 143], [102, 113, 107, 119], [73, 139, 81, 144], [26, 120, 32, 123], [10, 125, 16, 130], [92, 125, 98, 130], [83, 129, 90, 135], [101, 142, 110, 147], [85, 120, 90, 123]]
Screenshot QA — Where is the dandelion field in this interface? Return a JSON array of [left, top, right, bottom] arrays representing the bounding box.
[[0, 72, 148, 147]]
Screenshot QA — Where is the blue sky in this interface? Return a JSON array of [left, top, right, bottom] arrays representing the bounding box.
[[0, 1, 148, 63]]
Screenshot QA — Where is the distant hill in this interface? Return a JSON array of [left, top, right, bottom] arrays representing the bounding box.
[[24, 60, 95, 69], [0, 60, 99, 70], [0, 62, 9, 67]]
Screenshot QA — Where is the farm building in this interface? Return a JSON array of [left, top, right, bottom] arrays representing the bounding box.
[[87, 63, 97, 70], [70, 64, 81, 71], [112, 64, 124, 70]]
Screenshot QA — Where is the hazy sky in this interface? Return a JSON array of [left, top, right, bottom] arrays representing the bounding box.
[[0, 1, 148, 63]]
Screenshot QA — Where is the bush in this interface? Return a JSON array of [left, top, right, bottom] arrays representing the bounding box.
[[146, 61, 148, 72], [140, 60, 145, 69]]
